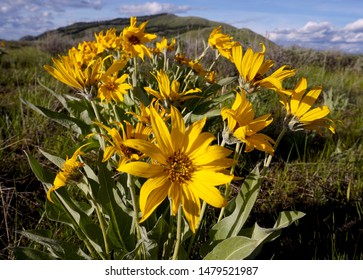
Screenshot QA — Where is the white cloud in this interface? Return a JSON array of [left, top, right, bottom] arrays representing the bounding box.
[[0, 0, 105, 39], [345, 18, 363, 32], [119, 1, 191, 16], [269, 19, 363, 53]]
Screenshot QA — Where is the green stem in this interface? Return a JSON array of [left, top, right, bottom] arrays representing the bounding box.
[[90, 100, 105, 150], [172, 206, 183, 260], [262, 126, 287, 176], [94, 202, 110, 259], [163, 203, 174, 260], [217, 142, 242, 222], [127, 173, 146, 259]]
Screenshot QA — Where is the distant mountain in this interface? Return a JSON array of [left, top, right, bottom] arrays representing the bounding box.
[[23, 13, 278, 50]]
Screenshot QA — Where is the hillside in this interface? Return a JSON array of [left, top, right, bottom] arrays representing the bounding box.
[[21, 13, 277, 50]]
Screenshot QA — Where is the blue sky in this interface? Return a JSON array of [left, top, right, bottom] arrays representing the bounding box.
[[1, 0, 363, 53]]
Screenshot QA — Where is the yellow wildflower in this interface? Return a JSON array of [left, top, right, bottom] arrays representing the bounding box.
[[221, 89, 275, 153], [231, 44, 295, 92], [119, 106, 234, 232], [144, 70, 201, 107], [44, 50, 102, 94], [95, 121, 151, 169], [278, 77, 335, 133], [121, 16, 157, 60], [47, 143, 90, 203], [152, 37, 176, 54], [208, 26, 239, 60], [98, 73, 132, 102]]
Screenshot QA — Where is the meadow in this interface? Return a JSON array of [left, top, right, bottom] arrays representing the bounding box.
[[0, 16, 362, 259]]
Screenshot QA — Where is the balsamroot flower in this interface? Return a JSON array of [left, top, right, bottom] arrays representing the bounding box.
[[98, 73, 132, 102], [221, 90, 275, 154], [95, 121, 151, 168], [278, 77, 335, 133], [144, 70, 201, 107], [44, 49, 103, 95], [119, 106, 234, 232], [208, 26, 239, 60], [230, 44, 295, 93], [152, 37, 176, 54], [122, 16, 157, 60], [47, 144, 90, 203]]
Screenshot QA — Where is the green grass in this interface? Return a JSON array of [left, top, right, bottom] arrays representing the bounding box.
[[1, 34, 363, 259]]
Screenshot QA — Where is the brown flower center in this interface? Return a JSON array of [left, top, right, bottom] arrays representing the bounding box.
[[128, 35, 141, 45], [167, 151, 194, 183]]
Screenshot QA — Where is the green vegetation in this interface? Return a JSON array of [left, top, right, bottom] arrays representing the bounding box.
[[1, 14, 362, 260]]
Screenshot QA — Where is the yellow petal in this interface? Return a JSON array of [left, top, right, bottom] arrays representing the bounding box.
[[192, 170, 233, 188], [117, 162, 165, 178], [181, 186, 200, 233], [150, 107, 173, 152], [139, 176, 169, 223], [170, 106, 186, 151], [192, 145, 233, 165], [122, 139, 167, 165], [295, 87, 322, 117], [300, 106, 330, 122]]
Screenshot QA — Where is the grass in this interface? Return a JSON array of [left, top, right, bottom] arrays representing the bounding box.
[[0, 34, 363, 259]]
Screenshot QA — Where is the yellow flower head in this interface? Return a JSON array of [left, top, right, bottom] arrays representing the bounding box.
[[208, 26, 239, 60], [174, 53, 216, 83], [95, 121, 151, 168], [144, 70, 201, 107], [221, 90, 275, 154], [47, 143, 90, 203], [278, 77, 335, 133], [121, 16, 157, 60], [231, 44, 296, 93], [126, 100, 168, 126], [119, 106, 234, 232], [95, 28, 123, 54], [152, 37, 176, 55], [74, 41, 98, 66], [98, 73, 132, 102], [44, 50, 103, 95]]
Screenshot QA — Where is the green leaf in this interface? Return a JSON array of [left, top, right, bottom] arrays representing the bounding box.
[[12, 247, 57, 260], [274, 211, 305, 229], [97, 159, 134, 251], [24, 151, 54, 184], [45, 186, 105, 256], [133, 86, 152, 106], [39, 149, 65, 168], [21, 98, 89, 134], [18, 230, 90, 260], [204, 236, 258, 260], [211, 165, 262, 240]]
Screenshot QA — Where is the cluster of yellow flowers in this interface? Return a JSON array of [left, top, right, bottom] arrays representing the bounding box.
[[45, 16, 335, 232]]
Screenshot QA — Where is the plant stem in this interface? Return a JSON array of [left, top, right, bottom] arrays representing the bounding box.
[[262, 126, 287, 176], [217, 142, 242, 222], [172, 205, 183, 260], [90, 100, 105, 150], [127, 173, 146, 259], [94, 201, 110, 259]]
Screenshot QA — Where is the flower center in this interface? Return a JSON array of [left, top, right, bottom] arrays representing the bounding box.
[[167, 151, 194, 183], [128, 35, 141, 45]]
